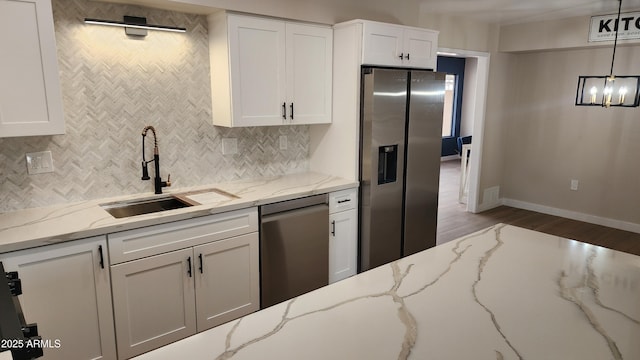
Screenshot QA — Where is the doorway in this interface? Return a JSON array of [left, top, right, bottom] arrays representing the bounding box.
[[436, 49, 490, 214]]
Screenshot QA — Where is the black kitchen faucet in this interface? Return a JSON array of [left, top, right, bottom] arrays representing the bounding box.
[[141, 125, 171, 194]]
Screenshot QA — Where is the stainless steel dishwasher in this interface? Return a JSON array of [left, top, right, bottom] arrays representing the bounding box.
[[260, 194, 329, 308]]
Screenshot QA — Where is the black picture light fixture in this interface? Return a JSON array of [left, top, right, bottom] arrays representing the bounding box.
[[84, 16, 186, 36]]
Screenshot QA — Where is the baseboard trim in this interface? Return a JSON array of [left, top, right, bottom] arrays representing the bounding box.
[[502, 198, 640, 234], [475, 201, 501, 213]]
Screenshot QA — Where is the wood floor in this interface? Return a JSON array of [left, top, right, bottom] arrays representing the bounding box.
[[437, 159, 640, 256]]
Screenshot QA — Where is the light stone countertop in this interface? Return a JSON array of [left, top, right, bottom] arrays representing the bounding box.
[[0, 172, 358, 254], [133, 224, 640, 360]]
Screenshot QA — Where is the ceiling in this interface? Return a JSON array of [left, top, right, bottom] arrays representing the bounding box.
[[420, 0, 640, 25], [97, 0, 640, 25]]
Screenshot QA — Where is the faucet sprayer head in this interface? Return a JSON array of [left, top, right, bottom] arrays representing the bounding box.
[[142, 125, 158, 148], [141, 161, 150, 180]]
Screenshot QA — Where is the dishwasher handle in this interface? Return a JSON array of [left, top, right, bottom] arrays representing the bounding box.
[[260, 194, 328, 217], [261, 203, 328, 224]]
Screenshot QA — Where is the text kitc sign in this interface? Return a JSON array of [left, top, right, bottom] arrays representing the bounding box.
[[589, 11, 640, 42]]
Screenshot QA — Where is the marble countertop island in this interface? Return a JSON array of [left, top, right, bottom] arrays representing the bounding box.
[[0, 172, 357, 253], [135, 224, 640, 360]]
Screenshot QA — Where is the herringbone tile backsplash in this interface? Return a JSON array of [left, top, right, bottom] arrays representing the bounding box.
[[0, 0, 309, 213]]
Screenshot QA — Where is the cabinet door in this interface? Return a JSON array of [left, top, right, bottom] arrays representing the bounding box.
[[111, 248, 196, 359], [0, 237, 116, 360], [286, 23, 332, 124], [362, 22, 404, 67], [329, 209, 358, 283], [194, 232, 259, 331], [403, 28, 438, 69], [0, 0, 64, 137], [227, 15, 286, 126]]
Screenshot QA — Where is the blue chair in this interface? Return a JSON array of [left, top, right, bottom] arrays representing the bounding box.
[[456, 136, 472, 156]]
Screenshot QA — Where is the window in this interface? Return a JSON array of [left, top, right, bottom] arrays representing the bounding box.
[[442, 74, 456, 137]]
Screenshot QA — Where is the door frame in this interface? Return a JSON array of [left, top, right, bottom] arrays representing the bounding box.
[[437, 47, 490, 214]]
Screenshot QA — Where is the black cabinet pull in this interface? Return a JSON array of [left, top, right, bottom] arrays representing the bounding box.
[[331, 220, 336, 236], [198, 254, 203, 274], [398, 53, 404, 60], [290, 103, 294, 119], [282, 102, 286, 119], [98, 245, 104, 269], [406, 53, 410, 60], [337, 199, 351, 204], [187, 257, 192, 278]]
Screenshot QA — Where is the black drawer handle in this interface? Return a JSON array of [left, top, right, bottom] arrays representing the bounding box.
[[282, 102, 286, 120], [98, 245, 104, 269], [337, 199, 351, 204], [290, 103, 294, 119], [199, 254, 203, 274], [187, 256, 192, 278], [331, 220, 336, 236]]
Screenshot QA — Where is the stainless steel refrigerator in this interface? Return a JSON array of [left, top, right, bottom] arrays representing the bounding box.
[[359, 67, 445, 272]]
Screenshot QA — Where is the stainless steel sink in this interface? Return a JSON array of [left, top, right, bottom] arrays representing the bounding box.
[[100, 196, 193, 218]]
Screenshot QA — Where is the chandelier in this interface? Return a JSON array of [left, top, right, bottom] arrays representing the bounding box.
[[575, 0, 640, 107]]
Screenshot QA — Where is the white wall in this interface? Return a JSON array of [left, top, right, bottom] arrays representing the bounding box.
[[502, 45, 640, 225], [499, 14, 640, 52], [496, 15, 640, 230]]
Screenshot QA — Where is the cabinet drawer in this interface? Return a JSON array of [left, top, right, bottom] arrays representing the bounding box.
[[329, 188, 358, 213], [108, 207, 258, 264]]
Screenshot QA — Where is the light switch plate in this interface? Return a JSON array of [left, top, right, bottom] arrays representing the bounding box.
[[26, 151, 54, 175], [221, 138, 238, 155], [570, 179, 579, 191]]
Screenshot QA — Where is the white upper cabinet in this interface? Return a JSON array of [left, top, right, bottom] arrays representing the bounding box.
[[361, 21, 404, 67], [403, 28, 438, 68], [286, 23, 333, 125], [0, 0, 65, 137], [222, 15, 287, 127], [362, 20, 438, 69], [209, 12, 332, 127]]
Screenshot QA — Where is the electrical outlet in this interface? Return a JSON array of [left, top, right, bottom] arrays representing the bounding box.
[[221, 138, 237, 155], [570, 179, 579, 191], [26, 151, 54, 175], [279, 135, 288, 150]]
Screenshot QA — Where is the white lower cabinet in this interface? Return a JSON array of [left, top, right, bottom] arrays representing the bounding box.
[[110, 248, 196, 359], [0, 237, 116, 360], [195, 233, 259, 331], [108, 208, 259, 359], [328, 189, 358, 283]]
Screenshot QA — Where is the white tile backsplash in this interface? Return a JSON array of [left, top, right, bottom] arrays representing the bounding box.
[[0, 0, 309, 213]]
